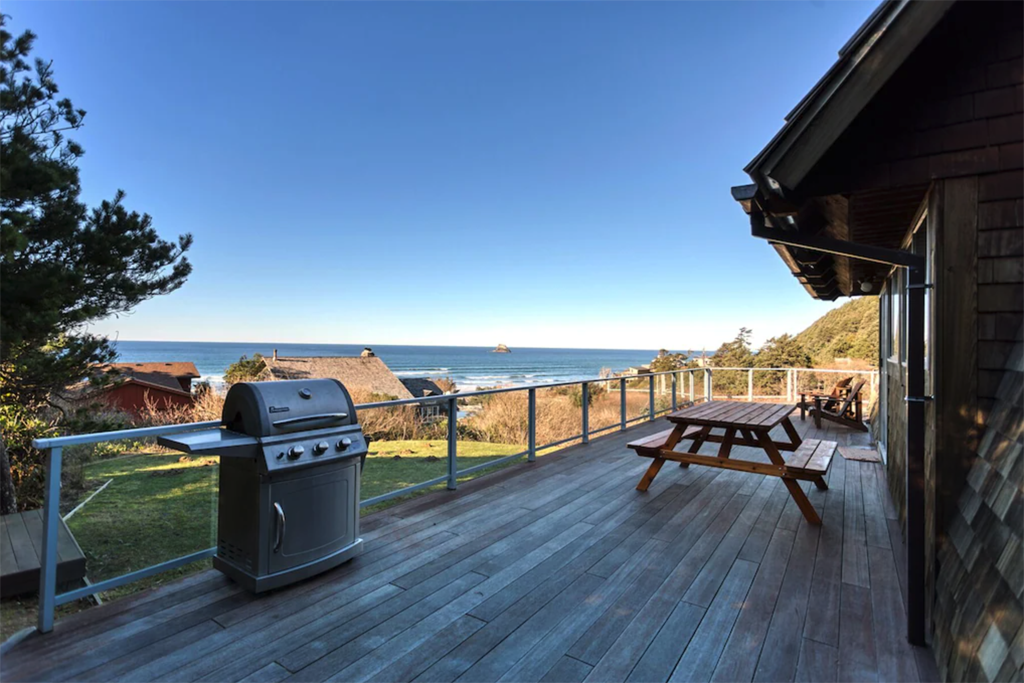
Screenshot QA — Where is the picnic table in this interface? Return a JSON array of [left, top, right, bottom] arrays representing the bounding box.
[[627, 401, 837, 525]]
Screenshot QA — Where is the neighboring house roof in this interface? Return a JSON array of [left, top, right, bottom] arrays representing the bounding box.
[[262, 356, 414, 400], [66, 362, 197, 402], [744, 0, 954, 194], [97, 362, 200, 392], [113, 377, 192, 398], [401, 378, 445, 398]]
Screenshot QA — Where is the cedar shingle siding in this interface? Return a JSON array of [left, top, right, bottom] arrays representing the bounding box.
[[934, 333, 1023, 682]]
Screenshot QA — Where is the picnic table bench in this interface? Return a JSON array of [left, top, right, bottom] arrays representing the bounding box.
[[628, 401, 837, 525]]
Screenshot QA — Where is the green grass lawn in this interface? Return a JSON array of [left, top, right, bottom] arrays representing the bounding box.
[[360, 439, 525, 511], [0, 438, 525, 640]]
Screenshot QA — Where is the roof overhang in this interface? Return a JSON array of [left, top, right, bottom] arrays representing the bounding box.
[[735, 182, 923, 300], [745, 0, 954, 196]]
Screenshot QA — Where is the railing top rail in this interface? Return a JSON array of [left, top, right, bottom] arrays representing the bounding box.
[[33, 420, 222, 450], [32, 365, 878, 449], [709, 367, 877, 373], [354, 370, 681, 409], [712, 368, 872, 374]]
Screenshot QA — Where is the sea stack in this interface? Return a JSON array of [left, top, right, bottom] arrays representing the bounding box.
[[492, 344, 511, 353]]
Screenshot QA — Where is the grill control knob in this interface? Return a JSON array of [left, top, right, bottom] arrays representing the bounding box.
[[313, 441, 329, 456], [336, 438, 352, 451], [287, 445, 305, 460]]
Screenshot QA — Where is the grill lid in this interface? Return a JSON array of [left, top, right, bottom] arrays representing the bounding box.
[[222, 379, 357, 437]]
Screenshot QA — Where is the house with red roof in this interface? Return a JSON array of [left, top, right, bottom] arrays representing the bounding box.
[[92, 362, 200, 417]]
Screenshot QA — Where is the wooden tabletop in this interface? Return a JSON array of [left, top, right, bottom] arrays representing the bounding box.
[[666, 400, 795, 430]]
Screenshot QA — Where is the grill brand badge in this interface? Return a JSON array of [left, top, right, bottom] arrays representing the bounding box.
[[268, 406, 290, 413]]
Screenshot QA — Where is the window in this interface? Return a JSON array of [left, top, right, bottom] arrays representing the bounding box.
[[887, 268, 904, 362], [880, 282, 891, 359], [911, 226, 931, 380], [885, 219, 927, 366]]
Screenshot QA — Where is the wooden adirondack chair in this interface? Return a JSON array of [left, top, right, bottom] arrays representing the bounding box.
[[810, 379, 868, 431], [797, 376, 853, 421]]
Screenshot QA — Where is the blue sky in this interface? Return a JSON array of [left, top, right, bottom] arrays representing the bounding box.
[[8, 1, 878, 350]]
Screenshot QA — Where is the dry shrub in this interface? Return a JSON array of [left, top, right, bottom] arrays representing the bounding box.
[[347, 388, 446, 442], [588, 390, 643, 430], [433, 376, 458, 394], [535, 393, 583, 444], [464, 390, 591, 447], [191, 385, 226, 422], [132, 385, 225, 427], [464, 392, 530, 445], [462, 387, 667, 448]]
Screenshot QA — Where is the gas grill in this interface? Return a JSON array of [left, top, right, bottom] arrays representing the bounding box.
[[158, 379, 366, 592]]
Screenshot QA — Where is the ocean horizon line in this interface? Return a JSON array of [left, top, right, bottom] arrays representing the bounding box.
[[111, 339, 713, 354]]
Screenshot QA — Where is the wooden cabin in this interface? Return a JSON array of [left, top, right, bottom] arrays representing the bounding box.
[[733, 1, 1022, 680], [89, 362, 199, 417]]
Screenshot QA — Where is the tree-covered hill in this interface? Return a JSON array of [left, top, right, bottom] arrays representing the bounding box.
[[794, 297, 879, 367]]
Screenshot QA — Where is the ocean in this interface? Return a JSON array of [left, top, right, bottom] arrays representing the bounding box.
[[111, 341, 700, 391]]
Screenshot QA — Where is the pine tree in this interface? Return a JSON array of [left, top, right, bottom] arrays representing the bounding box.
[[0, 16, 192, 511]]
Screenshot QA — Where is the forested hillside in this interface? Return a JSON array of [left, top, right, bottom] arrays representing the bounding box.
[[794, 297, 879, 367]]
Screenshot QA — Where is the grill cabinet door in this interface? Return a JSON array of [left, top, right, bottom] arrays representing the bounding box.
[[267, 462, 357, 574]]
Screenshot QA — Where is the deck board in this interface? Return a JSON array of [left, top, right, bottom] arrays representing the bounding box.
[[1, 417, 934, 683]]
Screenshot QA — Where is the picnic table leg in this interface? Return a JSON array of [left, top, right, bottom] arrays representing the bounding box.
[[754, 429, 822, 525], [780, 417, 802, 451], [717, 428, 738, 459], [636, 424, 686, 490], [679, 425, 712, 468], [636, 458, 666, 491], [812, 475, 829, 491]]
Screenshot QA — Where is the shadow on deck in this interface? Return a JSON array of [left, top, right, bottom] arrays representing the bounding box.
[[1, 413, 939, 682]]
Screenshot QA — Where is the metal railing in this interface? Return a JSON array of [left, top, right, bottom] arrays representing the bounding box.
[[29, 365, 877, 633]]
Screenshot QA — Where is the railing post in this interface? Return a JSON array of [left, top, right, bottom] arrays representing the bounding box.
[[648, 374, 655, 421], [748, 369, 754, 402], [671, 373, 677, 411], [527, 388, 536, 462], [786, 369, 792, 402], [447, 397, 458, 490], [38, 446, 62, 634], [581, 382, 590, 444], [689, 371, 694, 403], [704, 369, 712, 401], [620, 378, 627, 430]]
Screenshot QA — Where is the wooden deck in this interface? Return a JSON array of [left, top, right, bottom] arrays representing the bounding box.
[[1, 413, 939, 682]]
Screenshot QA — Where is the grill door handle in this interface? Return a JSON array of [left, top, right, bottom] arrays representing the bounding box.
[[271, 413, 348, 429], [273, 502, 286, 553]]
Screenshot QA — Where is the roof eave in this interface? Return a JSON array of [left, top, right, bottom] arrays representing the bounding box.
[[744, 0, 955, 193], [121, 378, 193, 397]]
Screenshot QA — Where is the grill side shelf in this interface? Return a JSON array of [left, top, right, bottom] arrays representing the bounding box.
[[158, 429, 260, 458]]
